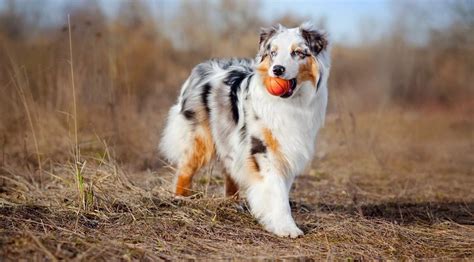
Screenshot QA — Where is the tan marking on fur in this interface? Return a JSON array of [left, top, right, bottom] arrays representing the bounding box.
[[175, 174, 193, 196], [245, 155, 263, 182], [194, 106, 211, 123], [257, 56, 272, 90], [256, 45, 276, 89], [297, 56, 319, 87], [263, 127, 280, 153], [262, 127, 289, 175], [257, 56, 270, 73], [248, 155, 261, 173], [175, 123, 215, 196], [290, 42, 302, 53], [224, 172, 239, 199]]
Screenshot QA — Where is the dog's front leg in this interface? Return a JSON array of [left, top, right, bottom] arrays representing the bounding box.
[[247, 172, 303, 238]]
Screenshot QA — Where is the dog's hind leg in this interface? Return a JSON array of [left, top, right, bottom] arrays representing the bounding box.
[[174, 124, 215, 196], [159, 102, 215, 196]]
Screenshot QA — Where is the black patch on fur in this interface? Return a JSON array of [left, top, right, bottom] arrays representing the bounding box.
[[213, 58, 253, 70], [251, 137, 266, 155], [316, 70, 322, 91], [195, 63, 212, 80], [240, 124, 247, 140], [253, 109, 260, 120], [224, 70, 250, 124], [258, 25, 278, 60], [239, 99, 248, 141], [182, 110, 195, 120], [201, 83, 212, 113], [181, 98, 187, 109], [300, 28, 328, 55], [244, 75, 252, 100], [245, 74, 253, 91], [259, 26, 277, 46], [219, 59, 233, 70]]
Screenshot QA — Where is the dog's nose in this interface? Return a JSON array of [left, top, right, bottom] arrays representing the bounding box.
[[272, 65, 285, 76]]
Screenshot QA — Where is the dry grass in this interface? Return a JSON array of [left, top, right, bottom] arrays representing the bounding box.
[[1, 107, 472, 260]]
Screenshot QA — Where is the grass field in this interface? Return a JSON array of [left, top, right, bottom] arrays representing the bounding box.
[[1, 106, 472, 260], [1, 1, 473, 260]]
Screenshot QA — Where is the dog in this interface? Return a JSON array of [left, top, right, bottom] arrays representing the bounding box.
[[160, 22, 330, 238]]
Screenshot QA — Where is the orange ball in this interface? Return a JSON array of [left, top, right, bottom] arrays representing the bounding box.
[[265, 77, 291, 96]]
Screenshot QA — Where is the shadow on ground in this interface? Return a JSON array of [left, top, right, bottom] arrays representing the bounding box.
[[291, 201, 474, 225]]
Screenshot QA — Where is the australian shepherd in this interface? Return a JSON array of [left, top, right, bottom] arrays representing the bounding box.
[[160, 22, 330, 238]]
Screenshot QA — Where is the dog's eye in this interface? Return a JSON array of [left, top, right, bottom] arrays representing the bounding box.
[[270, 51, 277, 57], [292, 50, 307, 59]]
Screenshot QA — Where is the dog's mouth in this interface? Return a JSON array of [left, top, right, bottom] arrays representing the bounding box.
[[280, 78, 297, 99]]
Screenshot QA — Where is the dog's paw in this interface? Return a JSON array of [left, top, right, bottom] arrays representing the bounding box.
[[266, 222, 304, 238]]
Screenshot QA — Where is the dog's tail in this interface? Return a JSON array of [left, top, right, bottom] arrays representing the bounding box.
[[159, 102, 194, 165], [159, 75, 196, 165]]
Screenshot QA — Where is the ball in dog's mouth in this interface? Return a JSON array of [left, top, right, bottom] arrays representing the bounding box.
[[279, 78, 297, 98], [265, 77, 297, 98]]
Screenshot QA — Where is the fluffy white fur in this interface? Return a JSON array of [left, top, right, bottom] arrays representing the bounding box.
[[160, 22, 330, 238]]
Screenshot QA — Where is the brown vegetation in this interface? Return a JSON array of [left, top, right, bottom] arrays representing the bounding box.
[[0, 0, 473, 260]]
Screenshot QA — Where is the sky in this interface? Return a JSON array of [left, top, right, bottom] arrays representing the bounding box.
[[103, 0, 394, 45], [260, 0, 392, 44], [90, 0, 393, 45], [124, 0, 393, 45], [1, 0, 450, 45]]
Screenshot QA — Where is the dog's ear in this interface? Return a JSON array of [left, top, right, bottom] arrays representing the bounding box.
[[259, 26, 277, 46], [299, 22, 328, 55], [257, 25, 280, 61]]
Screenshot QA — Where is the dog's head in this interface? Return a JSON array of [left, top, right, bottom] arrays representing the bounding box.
[[256, 22, 328, 98]]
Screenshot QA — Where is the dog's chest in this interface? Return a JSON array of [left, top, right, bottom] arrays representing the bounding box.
[[251, 101, 320, 173]]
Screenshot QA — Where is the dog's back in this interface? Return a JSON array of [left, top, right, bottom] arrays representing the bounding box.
[[159, 58, 253, 163]]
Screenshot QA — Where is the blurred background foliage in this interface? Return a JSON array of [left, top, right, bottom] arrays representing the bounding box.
[[0, 0, 472, 170]]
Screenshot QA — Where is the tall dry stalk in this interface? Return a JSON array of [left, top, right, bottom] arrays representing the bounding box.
[[68, 14, 79, 163], [67, 14, 86, 209]]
